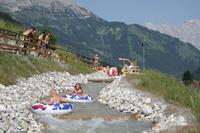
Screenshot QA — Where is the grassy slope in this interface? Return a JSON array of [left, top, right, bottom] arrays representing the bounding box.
[[0, 19, 24, 33], [0, 50, 94, 85], [128, 70, 200, 127], [0, 52, 67, 85], [55, 48, 95, 75]]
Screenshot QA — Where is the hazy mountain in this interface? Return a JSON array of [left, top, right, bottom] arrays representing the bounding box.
[[0, 0, 200, 75], [145, 20, 200, 50], [0, 0, 98, 18]]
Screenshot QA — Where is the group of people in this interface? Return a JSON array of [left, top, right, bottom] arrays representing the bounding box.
[[99, 64, 130, 77], [41, 83, 85, 104], [21, 26, 51, 57], [99, 66, 118, 77], [36, 31, 51, 57], [94, 55, 128, 77]]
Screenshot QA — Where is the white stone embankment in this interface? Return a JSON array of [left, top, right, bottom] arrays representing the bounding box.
[[98, 79, 189, 133], [0, 71, 108, 133], [0, 70, 191, 133]]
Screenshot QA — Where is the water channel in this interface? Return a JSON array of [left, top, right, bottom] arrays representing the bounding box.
[[41, 82, 152, 133]]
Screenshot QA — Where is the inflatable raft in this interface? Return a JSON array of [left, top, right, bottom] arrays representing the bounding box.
[[32, 103, 73, 115], [63, 94, 93, 103]]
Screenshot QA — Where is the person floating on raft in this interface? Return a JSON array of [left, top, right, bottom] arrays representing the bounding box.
[[41, 88, 64, 104], [62, 83, 93, 103], [71, 83, 87, 96], [32, 88, 73, 115]]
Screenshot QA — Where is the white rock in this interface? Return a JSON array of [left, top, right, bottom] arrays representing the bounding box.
[[0, 123, 4, 130], [0, 84, 5, 89], [143, 98, 151, 104], [152, 124, 162, 133], [176, 116, 187, 126], [142, 105, 153, 115], [153, 103, 160, 111], [0, 104, 7, 112], [153, 113, 165, 123]]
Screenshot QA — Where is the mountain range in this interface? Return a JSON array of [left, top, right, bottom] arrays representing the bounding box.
[[0, 0, 200, 76], [145, 20, 200, 50]]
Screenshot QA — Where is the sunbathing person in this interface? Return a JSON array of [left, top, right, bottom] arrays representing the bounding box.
[[41, 88, 62, 104]]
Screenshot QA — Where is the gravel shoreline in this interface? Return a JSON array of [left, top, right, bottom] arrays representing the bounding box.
[[0, 71, 107, 133], [0, 71, 192, 133], [98, 78, 192, 133]]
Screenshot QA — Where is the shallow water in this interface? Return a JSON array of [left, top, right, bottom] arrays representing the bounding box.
[[41, 82, 152, 133]]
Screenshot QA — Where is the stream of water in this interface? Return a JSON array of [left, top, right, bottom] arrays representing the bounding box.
[[41, 82, 152, 133]]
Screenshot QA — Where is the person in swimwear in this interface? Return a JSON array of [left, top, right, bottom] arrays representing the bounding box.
[[41, 88, 62, 104], [72, 83, 84, 96]]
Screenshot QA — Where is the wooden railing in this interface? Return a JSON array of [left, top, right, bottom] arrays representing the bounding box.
[[0, 28, 98, 67], [76, 53, 96, 65], [50, 46, 98, 66], [0, 28, 35, 54]]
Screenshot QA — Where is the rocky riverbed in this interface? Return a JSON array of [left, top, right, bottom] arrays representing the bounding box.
[[0, 71, 192, 133], [98, 79, 191, 132], [0, 71, 107, 133]]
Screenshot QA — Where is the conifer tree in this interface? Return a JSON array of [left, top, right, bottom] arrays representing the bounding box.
[[182, 70, 193, 86]]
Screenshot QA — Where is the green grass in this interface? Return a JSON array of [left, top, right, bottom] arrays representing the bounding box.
[[128, 70, 200, 129], [54, 49, 95, 75], [0, 20, 24, 32], [0, 52, 68, 85], [0, 49, 95, 85]]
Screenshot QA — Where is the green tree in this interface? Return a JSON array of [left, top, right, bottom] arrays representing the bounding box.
[[182, 70, 193, 86]]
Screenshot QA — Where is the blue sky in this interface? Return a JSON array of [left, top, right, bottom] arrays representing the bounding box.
[[75, 0, 200, 25]]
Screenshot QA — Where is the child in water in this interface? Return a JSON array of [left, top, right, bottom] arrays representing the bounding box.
[[41, 88, 62, 104], [72, 83, 84, 96], [61, 83, 86, 103]]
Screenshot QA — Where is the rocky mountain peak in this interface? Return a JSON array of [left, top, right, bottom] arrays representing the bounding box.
[[0, 0, 95, 18]]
